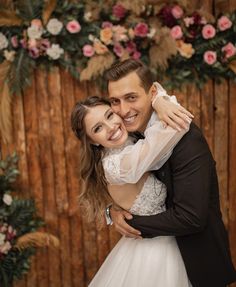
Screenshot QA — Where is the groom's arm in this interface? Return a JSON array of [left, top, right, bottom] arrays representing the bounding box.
[[127, 124, 214, 237]]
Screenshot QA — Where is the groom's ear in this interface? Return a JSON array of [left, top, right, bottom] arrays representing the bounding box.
[[149, 84, 157, 98]]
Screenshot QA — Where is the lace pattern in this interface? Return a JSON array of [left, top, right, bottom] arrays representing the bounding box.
[[129, 174, 166, 216]]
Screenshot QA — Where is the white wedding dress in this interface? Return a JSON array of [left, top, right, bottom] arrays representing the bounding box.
[[89, 83, 192, 287], [89, 172, 191, 287]]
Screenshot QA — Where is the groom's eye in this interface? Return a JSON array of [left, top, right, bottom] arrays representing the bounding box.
[[110, 99, 119, 105]]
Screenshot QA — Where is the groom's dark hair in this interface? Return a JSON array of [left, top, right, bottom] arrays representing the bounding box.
[[104, 59, 154, 93]]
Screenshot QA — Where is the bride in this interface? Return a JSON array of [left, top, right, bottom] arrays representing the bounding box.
[[71, 83, 192, 287]]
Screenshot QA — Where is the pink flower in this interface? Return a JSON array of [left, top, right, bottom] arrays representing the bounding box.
[[28, 47, 40, 58], [66, 20, 81, 33], [126, 41, 136, 53], [113, 25, 128, 42], [203, 50, 217, 65], [28, 38, 37, 49], [222, 42, 236, 59], [171, 5, 184, 19], [133, 50, 141, 60], [170, 25, 183, 39], [39, 39, 51, 52], [102, 21, 113, 29], [112, 4, 126, 19], [217, 16, 232, 31], [83, 44, 95, 57], [20, 39, 27, 49], [134, 23, 149, 38], [11, 36, 18, 48], [202, 24, 216, 39], [31, 19, 43, 28], [113, 43, 124, 57]]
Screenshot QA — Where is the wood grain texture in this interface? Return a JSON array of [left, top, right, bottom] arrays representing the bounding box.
[[0, 1, 236, 286]]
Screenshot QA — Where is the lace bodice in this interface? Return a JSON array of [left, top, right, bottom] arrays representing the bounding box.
[[129, 174, 166, 216]]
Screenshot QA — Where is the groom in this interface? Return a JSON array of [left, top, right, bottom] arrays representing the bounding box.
[[104, 59, 236, 287]]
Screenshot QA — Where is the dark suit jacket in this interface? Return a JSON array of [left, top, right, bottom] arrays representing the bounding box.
[[128, 123, 236, 287]]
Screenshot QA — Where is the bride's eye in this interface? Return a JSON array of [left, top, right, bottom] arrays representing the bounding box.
[[94, 125, 102, 133], [107, 111, 114, 119]]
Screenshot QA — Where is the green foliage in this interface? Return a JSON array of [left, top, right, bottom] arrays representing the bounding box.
[[0, 153, 44, 287]]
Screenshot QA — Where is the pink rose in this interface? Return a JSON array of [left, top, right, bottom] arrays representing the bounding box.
[[126, 41, 136, 53], [203, 50, 217, 65], [217, 16, 232, 31], [102, 21, 113, 29], [134, 23, 149, 38], [170, 25, 183, 39], [132, 50, 141, 60], [28, 38, 37, 49], [28, 47, 40, 59], [113, 43, 124, 58], [222, 42, 236, 59], [39, 39, 50, 52], [202, 24, 216, 39], [171, 5, 184, 19], [112, 4, 126, 19], [82, 44, 95, 57], [66, 20, 81, 33], [11, 36, 18, 48]]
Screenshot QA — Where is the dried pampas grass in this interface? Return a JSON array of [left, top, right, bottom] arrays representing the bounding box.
[[119, 0, 147, 15], [0, 9, 22, 26], [149, 27, 177, 70], [15, 232, 60, 251], [80, 53, 115, 81], [42, 0, 57, 25], [0, 61, 12, 144]]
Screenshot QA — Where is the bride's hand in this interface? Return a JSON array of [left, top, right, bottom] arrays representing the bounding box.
[[110, 206, 142, 239], [152, 96, 194, 131]]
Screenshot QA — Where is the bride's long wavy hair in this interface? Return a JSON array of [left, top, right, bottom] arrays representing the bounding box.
[[71, 96, 113, 225]]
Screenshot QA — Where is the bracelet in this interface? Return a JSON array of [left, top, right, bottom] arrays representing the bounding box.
[[105, 203, 113, 225]]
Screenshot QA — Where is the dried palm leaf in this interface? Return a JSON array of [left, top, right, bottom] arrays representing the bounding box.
[[0, 9, 23, 26], [15, 232, 60, 251], [0, 61, 12, 144], [80, 53, 115, 81], [42, 0, 57, 25], [196, 8, 215, 23], [229, 60, 236, 74], [120, 0, 147, 15], [149, 27, 177, 69]]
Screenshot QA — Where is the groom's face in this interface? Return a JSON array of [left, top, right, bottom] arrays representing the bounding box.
[[108, 71, 152, 133]]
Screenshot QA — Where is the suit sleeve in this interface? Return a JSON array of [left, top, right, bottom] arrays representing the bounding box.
[[128, 125, 215, 237]]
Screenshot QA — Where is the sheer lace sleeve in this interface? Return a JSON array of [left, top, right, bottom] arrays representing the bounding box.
[[102, 122, 189, 185]]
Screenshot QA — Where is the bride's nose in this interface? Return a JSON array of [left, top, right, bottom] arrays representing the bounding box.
[[105, 121, 116, 131]]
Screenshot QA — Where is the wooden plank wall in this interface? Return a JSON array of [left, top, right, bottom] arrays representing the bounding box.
[[0, 0, 236, 286]]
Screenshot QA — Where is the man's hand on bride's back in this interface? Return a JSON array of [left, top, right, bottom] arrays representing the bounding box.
[[110, 207, 142, 239]]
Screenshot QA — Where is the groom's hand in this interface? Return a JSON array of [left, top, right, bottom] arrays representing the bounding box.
[[110, 207, 142, 239]]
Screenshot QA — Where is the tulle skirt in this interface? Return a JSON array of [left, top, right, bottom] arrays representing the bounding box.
[[89, 236, 192, 287]]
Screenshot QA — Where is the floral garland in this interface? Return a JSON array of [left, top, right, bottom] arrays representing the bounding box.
[[0, 153, 59, 287], [0, 0, 236, 143]]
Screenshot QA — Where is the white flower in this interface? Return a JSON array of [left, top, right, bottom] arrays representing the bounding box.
[[3, 50, 16, 62], [47, 18, 63, 35], [27, 25, 43, 39], [0, 32, 8, 50], [3, 194, 13, 205], [84, 12, 92, 22], [0, 233, 6, 245], [0, 241, 12, 254], [88, 34, 96, 42], [46, 44, 64, 60], [147, 28, 156, 39]]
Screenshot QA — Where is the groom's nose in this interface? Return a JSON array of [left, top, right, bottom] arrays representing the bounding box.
[[119, 101, 130, 118]]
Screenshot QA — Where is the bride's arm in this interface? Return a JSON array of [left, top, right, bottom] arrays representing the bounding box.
[[151, 82, 193, 130], [103, 120, 190, 185]]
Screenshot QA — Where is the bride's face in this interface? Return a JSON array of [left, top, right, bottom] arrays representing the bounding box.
[[84, 104, 128, 148]]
